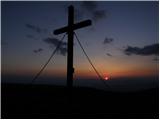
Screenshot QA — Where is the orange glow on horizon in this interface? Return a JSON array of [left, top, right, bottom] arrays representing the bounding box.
[[2, 65, 158, 79]]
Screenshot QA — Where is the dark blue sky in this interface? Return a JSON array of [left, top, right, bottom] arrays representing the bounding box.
[[2, 1, 159, 80]]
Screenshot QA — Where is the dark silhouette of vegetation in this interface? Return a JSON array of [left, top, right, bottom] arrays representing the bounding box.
[[2, 83, 158, 119]]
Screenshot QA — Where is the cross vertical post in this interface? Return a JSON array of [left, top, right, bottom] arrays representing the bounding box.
[[53, 5, 92, 91], [67, 6, 74, 90]]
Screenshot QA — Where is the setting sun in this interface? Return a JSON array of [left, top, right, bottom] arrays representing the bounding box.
[[105, 76, 109, 80]]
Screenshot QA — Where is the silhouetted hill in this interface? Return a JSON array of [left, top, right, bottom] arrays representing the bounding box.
[[2, 83, 159, 119]]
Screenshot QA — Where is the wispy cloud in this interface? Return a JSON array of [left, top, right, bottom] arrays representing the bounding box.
[[26, 24, 47, 33], [33, 48, 43, 53], [106, 53, 112, 57]]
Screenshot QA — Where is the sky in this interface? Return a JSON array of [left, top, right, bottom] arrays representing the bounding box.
[[1, 1, 159, 89]]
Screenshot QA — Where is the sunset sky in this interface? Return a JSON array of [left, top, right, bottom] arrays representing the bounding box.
[[2, 1, 159, 87]]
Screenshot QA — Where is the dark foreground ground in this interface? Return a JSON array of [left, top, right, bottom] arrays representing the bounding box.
[[2, 83, 159, 119]]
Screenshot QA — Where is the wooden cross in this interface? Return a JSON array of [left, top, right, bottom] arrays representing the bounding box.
[[53, 5, 92, 90]]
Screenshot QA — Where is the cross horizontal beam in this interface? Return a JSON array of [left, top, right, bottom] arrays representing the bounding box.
[[54, 20, 92, 35]]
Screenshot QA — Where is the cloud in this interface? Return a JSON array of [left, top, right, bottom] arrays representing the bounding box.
[[124, 43, 159, 56], [92, 10, 106, 22], [103, 37, 114, 44], [33, 48, 43, 53], [64, 2, 107, 24], [43, 37, 67, 47], [43, 37, 67, 56], [59, 47, 67, 56], [80, 1, 107, 22], [106, 53, 112, 57], [26, 24, 47, 33]]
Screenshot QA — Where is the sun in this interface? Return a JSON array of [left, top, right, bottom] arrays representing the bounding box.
[[104, 76, 109, 80]]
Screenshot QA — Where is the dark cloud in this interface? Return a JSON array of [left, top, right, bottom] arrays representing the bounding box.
[[43, 37, 67, 56], [43, 37, 67, 47], [92, 10, 106, 22], [80, 1, 107, 22], [59, 47, 67, 56], [103, 37, 114, 44], [106, 53, 112, 57], [26, 24, 47, 33], [124, 43, 159, 56], [33, 48, 43, 53]]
